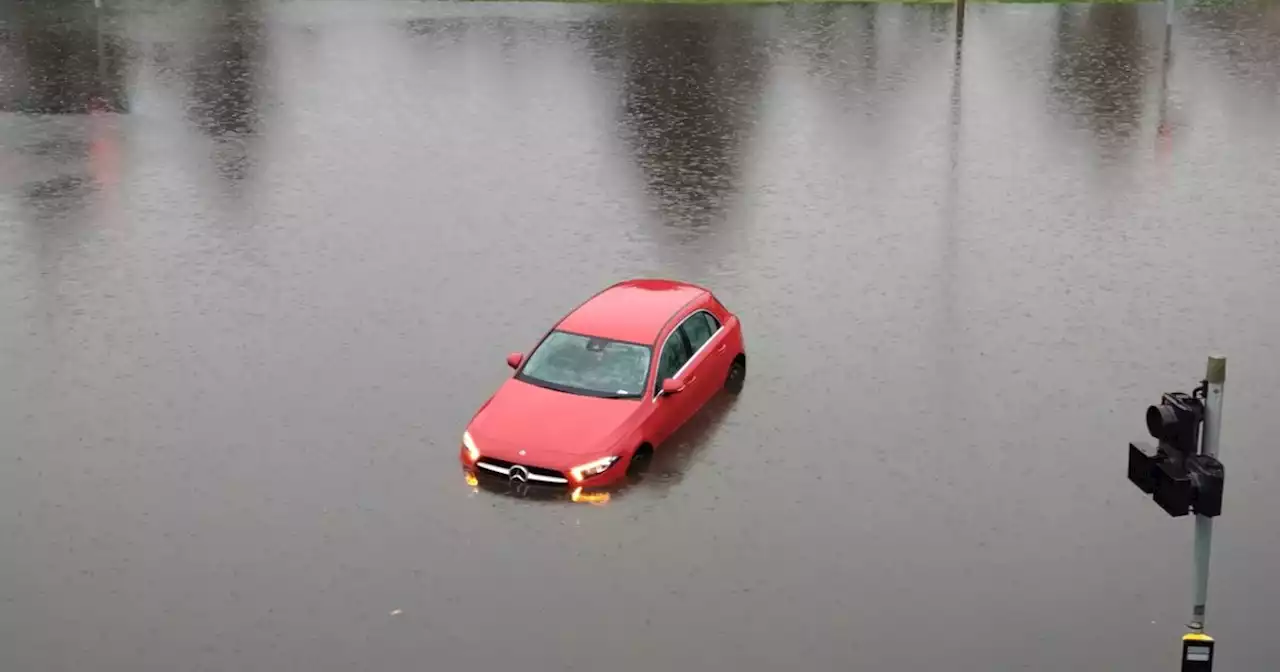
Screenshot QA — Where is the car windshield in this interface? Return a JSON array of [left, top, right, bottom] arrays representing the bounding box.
[[517, 330, 652, 399]]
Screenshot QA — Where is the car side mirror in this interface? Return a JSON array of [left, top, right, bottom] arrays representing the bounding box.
[[507, 352, 524, 369], [661, 378, 685, 395]]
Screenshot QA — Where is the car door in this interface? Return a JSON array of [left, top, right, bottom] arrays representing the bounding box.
[[649, 324, 697, 445], [678, 310, 728, 408]]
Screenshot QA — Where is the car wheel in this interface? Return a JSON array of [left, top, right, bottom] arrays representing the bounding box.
[[725, 357, 746, 394], [626, 444, 654, 477]]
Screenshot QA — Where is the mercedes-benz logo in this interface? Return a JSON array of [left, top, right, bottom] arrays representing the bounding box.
[[508, 465, 531, 497]]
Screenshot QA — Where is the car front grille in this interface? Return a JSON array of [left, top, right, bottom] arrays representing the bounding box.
[[474, 457, 569, 485]]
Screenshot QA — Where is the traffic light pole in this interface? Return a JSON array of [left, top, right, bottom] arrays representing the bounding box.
[[1190, 356, 1225, 632], [1179, 355, 1225, 672], [1127, 356, 1226, 670]]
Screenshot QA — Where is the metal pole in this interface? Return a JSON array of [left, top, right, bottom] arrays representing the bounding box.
[[1190, 355, 1225, 631]]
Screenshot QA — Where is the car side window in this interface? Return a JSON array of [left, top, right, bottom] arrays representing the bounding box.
[[654, 329, 691, 395], [680, 311, 719, 354]]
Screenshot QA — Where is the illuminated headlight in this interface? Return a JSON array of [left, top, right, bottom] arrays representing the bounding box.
[[462, 431, 480, 462], [570, 456, 619, 482]]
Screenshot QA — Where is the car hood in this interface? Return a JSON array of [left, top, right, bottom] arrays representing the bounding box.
[[467, 378, 642, 466]]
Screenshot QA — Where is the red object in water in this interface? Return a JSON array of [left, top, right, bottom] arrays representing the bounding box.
[[460, 279, 746, 490]]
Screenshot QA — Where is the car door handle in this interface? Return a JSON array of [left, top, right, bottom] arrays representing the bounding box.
[[716, 344, 727, 353]]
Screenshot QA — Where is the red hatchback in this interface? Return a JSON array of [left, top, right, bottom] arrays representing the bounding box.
[[460, 279, 746, 494]]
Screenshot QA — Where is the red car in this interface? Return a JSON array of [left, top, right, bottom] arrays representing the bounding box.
[[460, 279, 746, 495]]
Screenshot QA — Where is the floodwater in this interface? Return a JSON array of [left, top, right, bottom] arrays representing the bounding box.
[[2, 0, 1279, 670]]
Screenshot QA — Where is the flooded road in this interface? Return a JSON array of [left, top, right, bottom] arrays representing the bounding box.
[[3, 1, 1280, 670]]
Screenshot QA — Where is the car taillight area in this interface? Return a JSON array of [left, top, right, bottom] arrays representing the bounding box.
[[473, 457, 570, 486]]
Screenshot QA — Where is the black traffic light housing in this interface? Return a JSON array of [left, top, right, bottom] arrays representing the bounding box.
[[1128, 387, 1224, 518], [1147, 392, 1203, 456], [1186, 454, 1225, 518]]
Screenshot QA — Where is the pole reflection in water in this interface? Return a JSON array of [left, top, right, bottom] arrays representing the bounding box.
[[1156, 10, 1174, 159]]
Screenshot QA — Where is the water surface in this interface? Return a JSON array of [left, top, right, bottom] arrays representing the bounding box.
[[3, 2, 1280, 670]]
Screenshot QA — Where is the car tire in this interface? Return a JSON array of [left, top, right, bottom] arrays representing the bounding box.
[[627, 444, 654, 477], [725, 357, 746, 394]]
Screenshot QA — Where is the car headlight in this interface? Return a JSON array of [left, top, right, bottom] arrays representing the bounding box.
[[569, 455, 619, 482], [462, 431, 480, 462]]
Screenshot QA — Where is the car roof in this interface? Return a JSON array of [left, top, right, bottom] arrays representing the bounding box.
[[556, 279, 708, 346]]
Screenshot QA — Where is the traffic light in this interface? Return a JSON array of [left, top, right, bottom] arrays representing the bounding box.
[[1127, 389, 1224, 518], [1127, 358, 1229, 672]]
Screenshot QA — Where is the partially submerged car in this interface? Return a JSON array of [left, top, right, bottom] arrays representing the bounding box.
[[460, 279, 745, 494]]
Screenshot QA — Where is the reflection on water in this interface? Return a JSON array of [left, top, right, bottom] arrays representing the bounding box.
[[785, 4, 951, 106], [3, 3, 1280, 672], [570, 487, 610, 504], [586, 8, 767, 234], [1183, 1, 1280, 118], [183, 0, 266, 185], [0, 7, 128, 114], [1155, 16, 1174, 157], [636, 393, 736, 493], [1050, 5, 1152, 154]]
